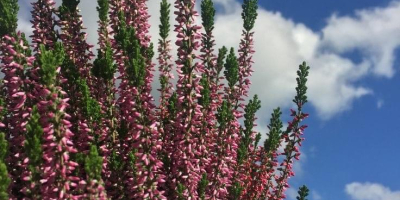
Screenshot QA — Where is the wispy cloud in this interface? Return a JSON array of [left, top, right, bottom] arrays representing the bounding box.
[[345, 182, 400, 200], [377, 99, 384, 109], [312, 190, 323, 200]]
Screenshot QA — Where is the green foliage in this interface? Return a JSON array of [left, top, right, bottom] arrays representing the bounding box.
[[160, 75, 168, 91], [293, 62, 310, 108], [93, 45, 117, 81], [0, 0, 18, 38], [242, 95, 261, 143], [61, 57, 80, 87], [254, 132, 261, 150], [59, 0, 80, 15], [0, 162, 9, 200], [217, 100, 234, 130], [264, 107, 283, 153], [159, 0, 171, 40], [128, 150, 137, 172], [216, 46, 228, 75], [97, 0, 109, 22], [198, 75, 211, 107], [117, 120, 128, 140], [296, 185, 309, 200], [38, 43, 65, 86], [0, 133, 7, 161], [109, 150, 123, 172], [115, 12, 147, 87], [0, 97, 7, 119], [167, 92, 178, 118], [76, 79, 102, 122], [238, 95, 261, 164], [0, 132, 10, 200], [224, 47, 239, 88], [108, 150, 125, 198], [84, 145, 103, 181], [201, 0, 216, 56], [241, 0, 258, 31], [201, 0, 215, 33], [24, 107, 43, 198], [144, 43, 155, 61], [197, 173, 209, 200], [24, 106, 43, 178], [229, 182, 243, 200], [70, 152, 85, 179], [176, 183, 186, 200]]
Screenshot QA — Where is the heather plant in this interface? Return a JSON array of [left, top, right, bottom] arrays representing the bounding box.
[[0, 0, 311, 199]]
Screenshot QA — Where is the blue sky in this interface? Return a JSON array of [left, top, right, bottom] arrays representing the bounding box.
[[257, 0, 400, 200], [16, 0, 400, 199]]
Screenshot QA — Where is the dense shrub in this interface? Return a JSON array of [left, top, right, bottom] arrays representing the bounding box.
[[0, 0, 310, 199]]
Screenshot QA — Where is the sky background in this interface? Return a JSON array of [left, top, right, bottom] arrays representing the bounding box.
[[16, 0, 400, 199]]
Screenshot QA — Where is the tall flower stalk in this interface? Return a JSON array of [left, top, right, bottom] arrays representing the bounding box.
[[36, 43, 78, 199], [170, 0, 206, 198]]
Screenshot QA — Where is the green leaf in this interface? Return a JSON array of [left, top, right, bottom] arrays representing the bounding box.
[[159, 0, 171, 40], [0, 132, 10, 200], [59, 0, 80, 16], [217, 100, 234, 129], [224, 47, 239, 88], [177, 183, 186, 200], [0, 0, 19, 37], [198, 75, 211, 107], [84, 145, 103, 180], [0, 133, 8, 161], [38, 43, 65, 86], [228, 181, 243, 200], [238, 95, 261, 163], [93, 44, 117, 81], [241, 0, 258, 31], [76, 79, 102, 122], [201, 0, 215, 33], [197, 173, 209, 200], [264, 107, 283, 153], [115, 12, 147, 87], [293, 61, 310, 108], [0, 162, 10, 200], [216, 46, 228, 75], [0, 97, 7, 119], [296, 185, 310, 200], [97, 0, 109, 22], [24, 106, 43, 174]]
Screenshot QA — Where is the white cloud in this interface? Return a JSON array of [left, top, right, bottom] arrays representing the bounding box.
[[286, 187, 298, 200], [345, 182, 400, 200], [321, 1, 400, 78], [210, 0, 400, 120], [16, 0, 400, 121], [377, 99, 384, 109], [312, 190, 322, 200]]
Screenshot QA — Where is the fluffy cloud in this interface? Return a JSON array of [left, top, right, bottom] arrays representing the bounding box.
[[210, 0, 378, 120], [16, 0, 400, 121], [321, 1, 400, 78], [345, 182, 400, 200]]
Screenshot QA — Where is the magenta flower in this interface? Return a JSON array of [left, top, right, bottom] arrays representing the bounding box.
[[0, 32, 34, 198]]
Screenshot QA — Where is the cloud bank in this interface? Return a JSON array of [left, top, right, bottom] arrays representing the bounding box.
[[346, 182, 400, 200]]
